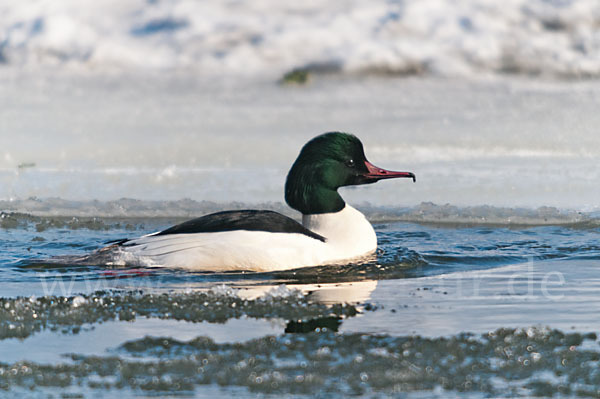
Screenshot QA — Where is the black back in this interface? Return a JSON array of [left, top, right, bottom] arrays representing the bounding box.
[[152, 210, 326, 242]]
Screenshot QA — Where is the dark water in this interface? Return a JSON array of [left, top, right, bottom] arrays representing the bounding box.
[[2, 214, 600, 397]]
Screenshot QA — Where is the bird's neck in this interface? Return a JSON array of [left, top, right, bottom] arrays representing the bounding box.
[[286, 183, 345, 214], [284, 163, 346, 214]]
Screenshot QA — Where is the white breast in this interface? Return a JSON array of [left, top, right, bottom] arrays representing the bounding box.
[[302, 204, 377, 258], [108, 204, 377, 272]]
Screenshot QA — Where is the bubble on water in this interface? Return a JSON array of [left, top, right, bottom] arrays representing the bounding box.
[[316, 346, 330, 357], [72, 296, 86, 307]]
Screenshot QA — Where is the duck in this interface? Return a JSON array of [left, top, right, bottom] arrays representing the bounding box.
[[93, 132, 415, 271]]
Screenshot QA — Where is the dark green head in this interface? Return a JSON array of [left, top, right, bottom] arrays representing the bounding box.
[[285, 132, 415, 214]]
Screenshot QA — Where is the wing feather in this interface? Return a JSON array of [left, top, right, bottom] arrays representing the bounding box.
[[132, 210, 326, 242]]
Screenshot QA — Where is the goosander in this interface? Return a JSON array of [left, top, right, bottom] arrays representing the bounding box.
[[94, 132, 415, 271]]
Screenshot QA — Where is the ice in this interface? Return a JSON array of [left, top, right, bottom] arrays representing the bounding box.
[[0, 326, 598, 396], [1, 0, 600, 77], [0, 289, 357, 340], [1, 74, 600, 209]]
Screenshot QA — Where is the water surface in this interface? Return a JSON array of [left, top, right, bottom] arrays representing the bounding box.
[[2, 211, 600, 397]]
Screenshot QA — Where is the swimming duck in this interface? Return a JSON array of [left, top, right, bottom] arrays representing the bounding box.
[[98, 132, 415, 271]]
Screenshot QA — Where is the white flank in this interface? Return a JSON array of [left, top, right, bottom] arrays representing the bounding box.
[[108, 204, 377, 271]]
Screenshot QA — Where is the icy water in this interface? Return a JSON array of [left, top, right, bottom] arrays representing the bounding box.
[[2, 210, 600, 398]]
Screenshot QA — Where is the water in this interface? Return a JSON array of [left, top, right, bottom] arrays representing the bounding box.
[[2, 212, 600, 397]]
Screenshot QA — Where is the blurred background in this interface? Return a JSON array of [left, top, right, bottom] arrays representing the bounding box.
[[1, 0, 600, 212]]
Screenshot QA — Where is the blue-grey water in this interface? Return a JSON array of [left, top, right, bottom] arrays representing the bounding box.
[[3, 209, 600, 397], [3, 215, 600, 294]]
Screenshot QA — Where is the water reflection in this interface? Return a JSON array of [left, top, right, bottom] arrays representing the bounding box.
[[235, 280, 378, 333], [235, 280, 378, 305]]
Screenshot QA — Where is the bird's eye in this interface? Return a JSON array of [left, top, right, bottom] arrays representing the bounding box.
[[345, 159, 355, 167]]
